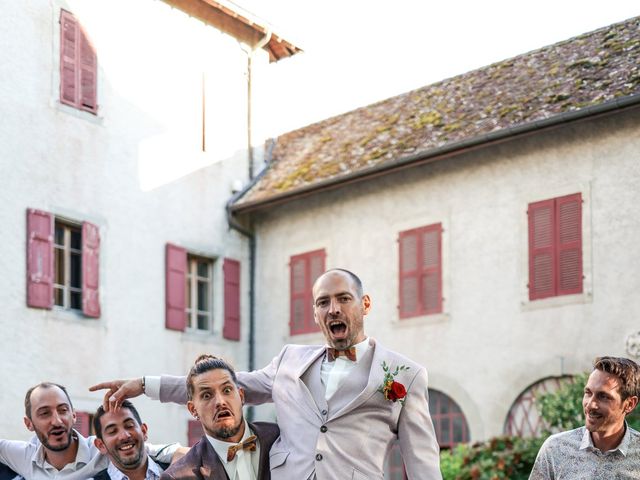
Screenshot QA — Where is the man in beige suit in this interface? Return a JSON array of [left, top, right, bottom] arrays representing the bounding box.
[[91, 269, 442, 479]]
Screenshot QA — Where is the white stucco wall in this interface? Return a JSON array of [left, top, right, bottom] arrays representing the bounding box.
[[0, 0, 271, 443], [250, 107, 640, 440]]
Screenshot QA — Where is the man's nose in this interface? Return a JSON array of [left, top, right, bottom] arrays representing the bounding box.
[[51, 412, 64, 426], [117, 429, 132, 441], [329, 298, 341, 315]]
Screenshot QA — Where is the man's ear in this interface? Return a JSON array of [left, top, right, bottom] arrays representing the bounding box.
[[362, 294, 372, 315], [187, 401, 198, 419], [624, 395, 639, 414], [94, 437, 108, 455], [141, 423, 148, 441], [24, 416, 34, 432], [239, 387, 245, 405]]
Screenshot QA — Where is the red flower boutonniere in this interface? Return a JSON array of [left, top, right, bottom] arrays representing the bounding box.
[[379, 361, 410, 404]]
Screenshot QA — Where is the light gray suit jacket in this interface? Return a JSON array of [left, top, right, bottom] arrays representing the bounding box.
[[160, 339, 441, 480]]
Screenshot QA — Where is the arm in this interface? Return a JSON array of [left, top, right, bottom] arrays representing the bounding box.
[[0, 440, 34, 477], [397, 367, 443, 480], [237, 346, 288, 405], [528, 439, 553, 480]]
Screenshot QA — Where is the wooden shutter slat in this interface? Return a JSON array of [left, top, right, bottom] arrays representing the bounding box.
[[79, 27, 97, 111], [165, 244, 187, 331], [528, 199, 556, 300], [27, 209, 54, 309], [399, 230, 420, 318], [60, 10, 78, 105], [73, 411, 91, 437], [557, 193, 582, 295], [81, 221, 100, 318], [289, 250, 324, 335], [223, 258, 241, 341]]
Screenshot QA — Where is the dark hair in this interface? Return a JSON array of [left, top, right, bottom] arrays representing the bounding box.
[[24, 382, 73, 419], [93, 400, 143, 440], [315, 268, 364, 298], [186, 355, 238, 401], [593, 356, 640, 400]]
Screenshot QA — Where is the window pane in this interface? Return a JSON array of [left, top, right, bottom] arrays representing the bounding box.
[[55, 225, 64, 245], [186, 276, 192, 310], [70, 252, 82, 288], [453, 415, 464, 442], [197, 261, 209, 278], [70, 229, 81, 250], [70, 291, 82, 310], [54, 287, 64, 306], [197, 280, 209, 311], [197, 314, 209, 330], [55, 247, 65, 285]]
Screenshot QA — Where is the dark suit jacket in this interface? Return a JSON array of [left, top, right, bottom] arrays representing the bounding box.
[[0, 463, 18, 480], [160, 422, 279, 480]]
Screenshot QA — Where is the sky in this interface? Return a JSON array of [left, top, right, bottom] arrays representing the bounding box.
[[233, 0, 639, 137]]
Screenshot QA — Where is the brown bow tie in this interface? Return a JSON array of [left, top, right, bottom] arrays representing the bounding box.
[[327, 347, 357, 362], [227, 435, 257, 462]]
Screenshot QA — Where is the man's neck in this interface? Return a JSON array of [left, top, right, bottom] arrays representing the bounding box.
[[116, 457, 149, 480], [590, 423, 626, 452], [44, 437, 79, 471]]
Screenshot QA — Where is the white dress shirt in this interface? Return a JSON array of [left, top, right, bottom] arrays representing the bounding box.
[[104, 456, 162, 480], [321, 337, 370, 398], [0, 431, 177, 480], [206, 421, 259, 480]]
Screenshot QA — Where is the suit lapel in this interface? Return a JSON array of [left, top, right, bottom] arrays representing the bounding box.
[[200, 438, 230, 480], [296, 346, 327, 420], [330, 338, 385, 420]]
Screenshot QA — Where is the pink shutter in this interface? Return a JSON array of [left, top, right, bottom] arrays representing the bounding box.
[[306, 251, 325, 332], [26, 209, 54, 309], [78, 26, 97, 112], [73, 411, 91, 436], [422, 224, 442, 314], [223, 258, 241, 341], [60, 10, 78, 106], [82, 221, 100, 318], [165, 244, 187, 331], [528, 199, 556, 300], [557, 193, 582, 295], [289, 255, 306, 335], [188, 420, 204, 447], [399, 230, 420, 318]]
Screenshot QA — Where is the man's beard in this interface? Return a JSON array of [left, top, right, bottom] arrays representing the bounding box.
[[213, 420, 243, 440], [35, 428, 73, 452], [109, 444, 145, 470]]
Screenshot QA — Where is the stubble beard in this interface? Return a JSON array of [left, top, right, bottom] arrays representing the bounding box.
[[37, 428, 73, 452]]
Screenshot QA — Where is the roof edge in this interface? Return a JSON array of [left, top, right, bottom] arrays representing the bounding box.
[[231, 93, 640, 214]]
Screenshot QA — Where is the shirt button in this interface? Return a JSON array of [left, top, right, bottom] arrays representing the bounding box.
[[321, 409, 328, 415], [320, 425, 328, 433], [316, 454, 323, 461]]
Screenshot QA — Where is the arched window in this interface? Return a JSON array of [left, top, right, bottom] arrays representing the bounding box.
[[504, 376, 572, 437], [384, 389, 470, 479]]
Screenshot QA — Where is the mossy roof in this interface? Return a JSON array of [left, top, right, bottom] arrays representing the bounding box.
[[234, 16, 640, 210]]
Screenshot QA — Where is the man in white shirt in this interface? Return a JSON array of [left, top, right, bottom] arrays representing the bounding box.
[[0, 382, 181, 480], [92, 401, 168, 480], [160, 355, 279, 480]]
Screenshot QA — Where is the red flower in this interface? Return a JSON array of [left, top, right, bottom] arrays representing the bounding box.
[[387, 381, 407, 401]]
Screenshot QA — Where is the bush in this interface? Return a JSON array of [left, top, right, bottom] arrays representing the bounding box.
[[440, 436, 544, 480]]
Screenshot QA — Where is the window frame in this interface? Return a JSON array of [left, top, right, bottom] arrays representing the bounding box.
[[53, 220, 83, 311], [185, 254, 214, 332]]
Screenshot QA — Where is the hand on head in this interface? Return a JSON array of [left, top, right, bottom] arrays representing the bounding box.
[[89, 378, 144, 411]]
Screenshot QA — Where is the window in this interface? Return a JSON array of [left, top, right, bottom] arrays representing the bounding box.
[[528, 193, 582, 300], [27, 209, 100, 317], [398, 224, 442, 318], [165, 244, 240, 339], [186, 255, 213, 331], [59, 9, 98, 113], [289, 249, 325, 335], [429, 389, 470, 449]]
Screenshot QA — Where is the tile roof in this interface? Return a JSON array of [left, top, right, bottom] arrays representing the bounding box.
[[234, 16, 640, 211]]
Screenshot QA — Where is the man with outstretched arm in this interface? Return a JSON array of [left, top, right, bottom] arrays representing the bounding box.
[[92, 269, 442, 479]]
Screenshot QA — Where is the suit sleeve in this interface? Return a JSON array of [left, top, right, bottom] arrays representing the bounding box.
[[237, 346, 288, 405], [159, 375, 189, 404], [397, 367, 443, 480]]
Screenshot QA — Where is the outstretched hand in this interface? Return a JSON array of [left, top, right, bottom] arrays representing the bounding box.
[[89, 378, 144, 411]]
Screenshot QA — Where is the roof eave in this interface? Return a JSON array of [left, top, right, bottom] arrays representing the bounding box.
[[231, 93, 640, 215]]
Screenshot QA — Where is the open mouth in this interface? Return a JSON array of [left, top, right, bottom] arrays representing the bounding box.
[[328, 320, 347, 337], [215, 410, 233, 422], [49, 428, 66, 439], [118, 441, 136, 454]]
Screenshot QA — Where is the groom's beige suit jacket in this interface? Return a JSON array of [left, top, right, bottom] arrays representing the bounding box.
[[160, 338, 441, 480]]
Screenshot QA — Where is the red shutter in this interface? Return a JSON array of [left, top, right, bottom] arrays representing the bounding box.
[[188, 420, 204, 447], [79, 26, 97, 112], [165, 244, 187, 331], [289, 250, 324, 335], [223, 258, 241, 341], [556, 193, 582, 295], [60, 10, 78, 107], [422, 224, 442, 314], [399, 230, 420, 318], [73, 411, 91, 437], [26, 209, 54, 309], [528, 199, 556, 300], [82, 221, 100, 318]]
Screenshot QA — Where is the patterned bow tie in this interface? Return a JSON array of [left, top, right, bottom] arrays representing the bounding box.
[[327, 347, 357, 362], [227, 435, 257, 462]]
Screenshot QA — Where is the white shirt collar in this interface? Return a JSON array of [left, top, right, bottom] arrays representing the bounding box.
[[106, 456, 161, 480], [206, 420, 254, 465], [580, 423, 631, 456], [33, 430, 90, 470]]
